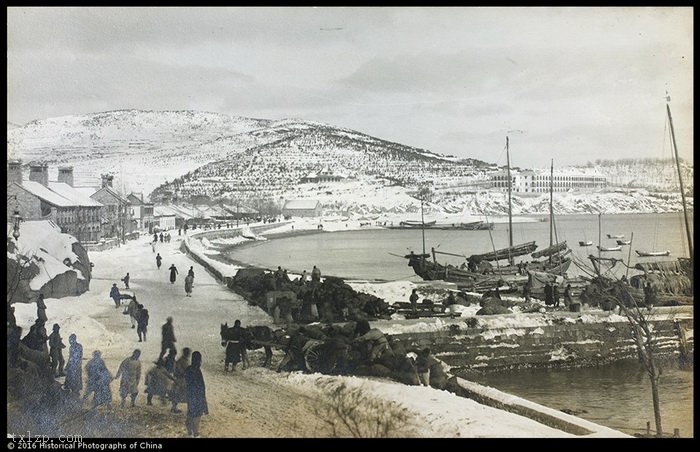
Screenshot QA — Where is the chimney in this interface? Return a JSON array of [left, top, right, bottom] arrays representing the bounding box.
[[29, 163, 49, 186], [58, 166, 74, 187], [101, 174, 114, 188], [7, 159, 22, 185]]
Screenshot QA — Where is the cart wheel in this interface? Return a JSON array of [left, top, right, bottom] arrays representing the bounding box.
[[304, 342, 335, 373]]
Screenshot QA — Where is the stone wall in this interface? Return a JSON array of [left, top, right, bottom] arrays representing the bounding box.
[[390, 318, 694, 373]]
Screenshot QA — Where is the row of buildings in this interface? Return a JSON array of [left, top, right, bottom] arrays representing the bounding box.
[[6, 161, 272, 243], [490, 169, 607, 193]]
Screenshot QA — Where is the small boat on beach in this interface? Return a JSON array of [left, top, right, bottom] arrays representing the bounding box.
[[616, 240, 631, 246], [607, 234, 625, 239], [597, 245, 622, 252], [636, 250, 671, 257], [579, 240, 593, 247], [399, 220, 437, 228]]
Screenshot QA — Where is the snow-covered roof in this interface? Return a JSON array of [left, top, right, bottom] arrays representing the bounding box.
[[91, 186, 130, 204], [17, 181, 101, 208], [153, 205, 178, 217], [283, 199, 321, 210], [48, 182, 103, 207], [7, 220, 85, 289], [74, 186, 100, 198]]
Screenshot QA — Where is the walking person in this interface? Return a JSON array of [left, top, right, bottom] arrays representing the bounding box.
[[126, 296, 139, 328], [121, 272, 130, 289], [184, 351, 208, 437], [110, 283, 122, 308], [311, 265, 321, 283], [170, 347, 190, 414], [63, 334, 83, 396], [136, 304, 149, 342], [158, 317, 176, 362], [544, 282, 554, 307], [83, 350, 112, 408], [48, 323, 66, 378], [156, 253, 162, 270], [223, 320, 243, 372], [160, 232, 164, 243], [187, 266, 195, 280], [553, 284, 560, 308], [144, 359, 174, 406], [36, 294, 48, 324], [115, 349, 142, 408], [184, 274, 194, 297], [564, 284, 574, 308], [169, 265, 178, 285]]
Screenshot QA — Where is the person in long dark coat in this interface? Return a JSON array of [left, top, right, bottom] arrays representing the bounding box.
[[36, 294, 48, 324], [169, 265, 178, 284], [136, 305, 149, 342], [223, 320, 243, 372], [544, 283, 554, 306], [115, 349, 142, 407], [83, 350, 112, 408], [170, 347, 190, 413], [184, 351, 208, 437], [110, 284, 121, 308], [552, 284, 560, 308], [48, 323, 66, 377], [156, 253, 162, 270], [158, 317, 176, 361], [64, 334, 83, 396]]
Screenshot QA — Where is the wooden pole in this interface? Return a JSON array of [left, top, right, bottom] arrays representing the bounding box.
[[667, 103, 693, 258], [626, 232, 634, 279], [506, 138, 514, 266], [598, 213, 602, 275]]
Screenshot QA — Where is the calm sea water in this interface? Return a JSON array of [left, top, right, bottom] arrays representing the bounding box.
[[228, 213, 693, 282], [225, 212, 693, 437], [464, 360, 694, 438]]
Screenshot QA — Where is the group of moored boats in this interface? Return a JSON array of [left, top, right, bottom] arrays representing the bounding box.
[[579, 232, 671, 257], [387, 220, 494, 230]]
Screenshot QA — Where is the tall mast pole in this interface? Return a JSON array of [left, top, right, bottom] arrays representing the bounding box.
[[549, 159, 554, 264], [598, 212, 602, 265], [667, 103, 693, 258], [506, 137, 514, 266]]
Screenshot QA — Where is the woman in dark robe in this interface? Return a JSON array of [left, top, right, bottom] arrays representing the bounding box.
[[184, 351, 208, 437], [169, 265, 178, 284], [64, 334, 83, 396], [223, 320, 243, 371]]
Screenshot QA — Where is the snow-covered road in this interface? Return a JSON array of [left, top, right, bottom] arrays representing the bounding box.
[[13, 233, 628, 437]]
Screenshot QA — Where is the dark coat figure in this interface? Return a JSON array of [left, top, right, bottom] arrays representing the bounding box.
[[187, 267, 195, 279], [184, 275, 194, 297], [153, 232, 159, 243], [8, 304, 17, 328], [160, 233, 164, 243], [48, 324, 66, 377], [169, 265, 178, 284], [544, 283, 554, 306], [159, 317, 176, 361], [83, 351, 112, 408], [553, 285, 560, 307], [564, 284, 573, 307], [116, 349, 141, 407], [223, 320, 243, 371], [122, 273, 130, 289], [185, 351, 208, 437], [311, 265, 321, 282], [64, 334, 83, 395], [126, 297, 139, 328], [36, 294, 48, 324], [163, 349, 177, 374], [409, 289, 419, 314], [22, 322, 49, 353], [137, 306, 149, 342], [156, 254, 162, 269], [8, 325, 22, 368], [110, 284, 121, 308], [170, 348, 191, 413], [145, 361, 174, 406]]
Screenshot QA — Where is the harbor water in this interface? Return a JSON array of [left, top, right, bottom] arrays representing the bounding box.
[[224, 212, 693, 437]]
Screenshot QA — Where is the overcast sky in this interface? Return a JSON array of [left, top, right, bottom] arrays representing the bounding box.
[[7, 7, 693, 167]]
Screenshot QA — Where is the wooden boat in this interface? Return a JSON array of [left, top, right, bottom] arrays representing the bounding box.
[[399, 220, 436, 227], [607, 234, 625, 239], [635, 250, 671, 257], [469, 241, 538, 262], [531, 241, 567, 259], [616, 240, 631, 246], [597, 245, 622, 252], [579, 240, 593, 247]]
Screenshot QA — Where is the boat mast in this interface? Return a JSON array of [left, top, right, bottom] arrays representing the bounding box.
[[667, 102, 693, 258], [598, 212, 602, 270], [506, 137, 514, 266], [549, 159, 554, 263]]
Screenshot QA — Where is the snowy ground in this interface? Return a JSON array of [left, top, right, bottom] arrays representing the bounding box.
[[13, 232, 631, 438]]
